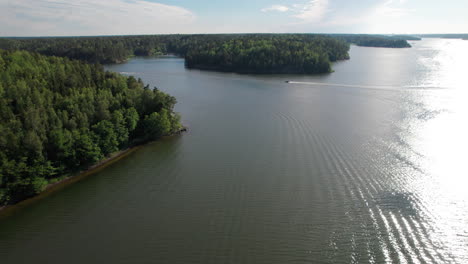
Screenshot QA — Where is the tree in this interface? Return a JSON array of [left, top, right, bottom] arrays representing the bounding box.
[[73, 129, 103, 166], [124, 107, 139, 132], [112, 110, 129, 147], [0, 49, 182, 205], [92, 121, 118, 156], [143, 109, 171, 140]]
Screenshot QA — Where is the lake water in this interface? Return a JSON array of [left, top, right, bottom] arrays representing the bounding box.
[[1, 39, 468, 263]]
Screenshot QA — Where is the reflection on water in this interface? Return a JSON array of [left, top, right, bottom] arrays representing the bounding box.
[[0, 39, 467, 263], [402, 39, 468, 263]]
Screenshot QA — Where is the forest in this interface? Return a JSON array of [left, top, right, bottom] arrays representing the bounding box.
[[0, 50, 181, 205], [183, 35, 350, 73], [0, 34, 409, 74], [420, 34, 468, 39], [0, 34, 351, 74], [389, 35, 421, 41], [330, 34, 413, 48]]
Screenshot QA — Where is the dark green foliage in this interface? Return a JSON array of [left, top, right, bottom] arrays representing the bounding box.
[[92, 121, 119, 155], [330, 34, 412, 48], [419, 34, 468, 39], [183, 35, 349, 74], [389, 35, 421, 41], [142, 109, 172, 141], [73, 129, 104, 165], [0, 34, 351, 74], [0, 34, 415, 74], [0, 50, 181, 205], [0, 34, 414, 66]]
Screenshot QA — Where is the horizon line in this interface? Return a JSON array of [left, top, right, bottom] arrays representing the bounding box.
[[0, 33, 467, 38]]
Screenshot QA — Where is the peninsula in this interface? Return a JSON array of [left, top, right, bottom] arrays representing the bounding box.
[[0, 50, 181, 205]]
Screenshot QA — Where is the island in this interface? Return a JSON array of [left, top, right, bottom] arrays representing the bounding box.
[[183, 35, 350, 74], [0, 50, 182, 205], [390, 35, 421, 41], [329, 34, 412, 48], [0, 34, 413, 74], [419, 34, 468, 39]]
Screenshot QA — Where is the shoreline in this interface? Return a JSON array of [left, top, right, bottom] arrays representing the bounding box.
[[0, 127, 188, 219], [0, 145, 142, 218], [186, 64, 335, 75]]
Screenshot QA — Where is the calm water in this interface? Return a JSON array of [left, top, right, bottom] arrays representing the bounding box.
[[1, 39, 468, 263]]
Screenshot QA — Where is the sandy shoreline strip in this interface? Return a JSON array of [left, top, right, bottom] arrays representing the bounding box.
[[0, 145, 143, 218]]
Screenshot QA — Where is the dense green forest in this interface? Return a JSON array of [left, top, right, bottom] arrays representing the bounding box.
[[331, 34, 412, 48], [419, 34, 468, 39], [183, 35, 350, 73], [0, 50, 181, 205], [389, 35, 421, 41], [0, 34, 413, 73], [0, 34, 351, 74]]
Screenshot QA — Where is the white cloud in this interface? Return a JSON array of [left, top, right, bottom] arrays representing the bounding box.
[[0, 0, 196, 36], [374, 0, 410, 17], [261, 5, 289, 13], [292, 0, 329, 23], [326, 0, 411, 30], [260, 0, 329, 24]]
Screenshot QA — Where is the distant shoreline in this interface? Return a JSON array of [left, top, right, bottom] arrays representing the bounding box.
[[186, 64, 335, 75]]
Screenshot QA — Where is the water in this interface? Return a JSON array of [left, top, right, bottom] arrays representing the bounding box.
[[1, 38, 468, 263]]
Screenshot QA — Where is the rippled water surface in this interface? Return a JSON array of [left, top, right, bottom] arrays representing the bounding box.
[[1, 39, 468, 263]]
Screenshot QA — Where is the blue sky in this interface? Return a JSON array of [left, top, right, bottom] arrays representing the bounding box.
[[1, 0, 467, 36]]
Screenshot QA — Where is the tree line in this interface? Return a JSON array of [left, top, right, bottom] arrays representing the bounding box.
[[0, 34, 351, 73], [0, 34, 414, 73], [0, 50, 181, 205], [329, 34, 413, 48], [183, 35, 350, 74], [419, 34, 468, 39]]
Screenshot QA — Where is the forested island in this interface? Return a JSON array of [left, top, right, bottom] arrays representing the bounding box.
[[389, 35, 421, 41], [419, 34, 468, 39], [183, 35, 350, 74], [0, 34, 411, 74], [0, 50, 181, 205], [330, 34, 413, 48]]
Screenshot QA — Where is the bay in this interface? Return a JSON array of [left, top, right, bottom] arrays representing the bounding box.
[[1, 38, 468, 263]]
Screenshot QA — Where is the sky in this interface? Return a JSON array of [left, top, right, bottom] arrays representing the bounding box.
[[0, 0, 467, 36]]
